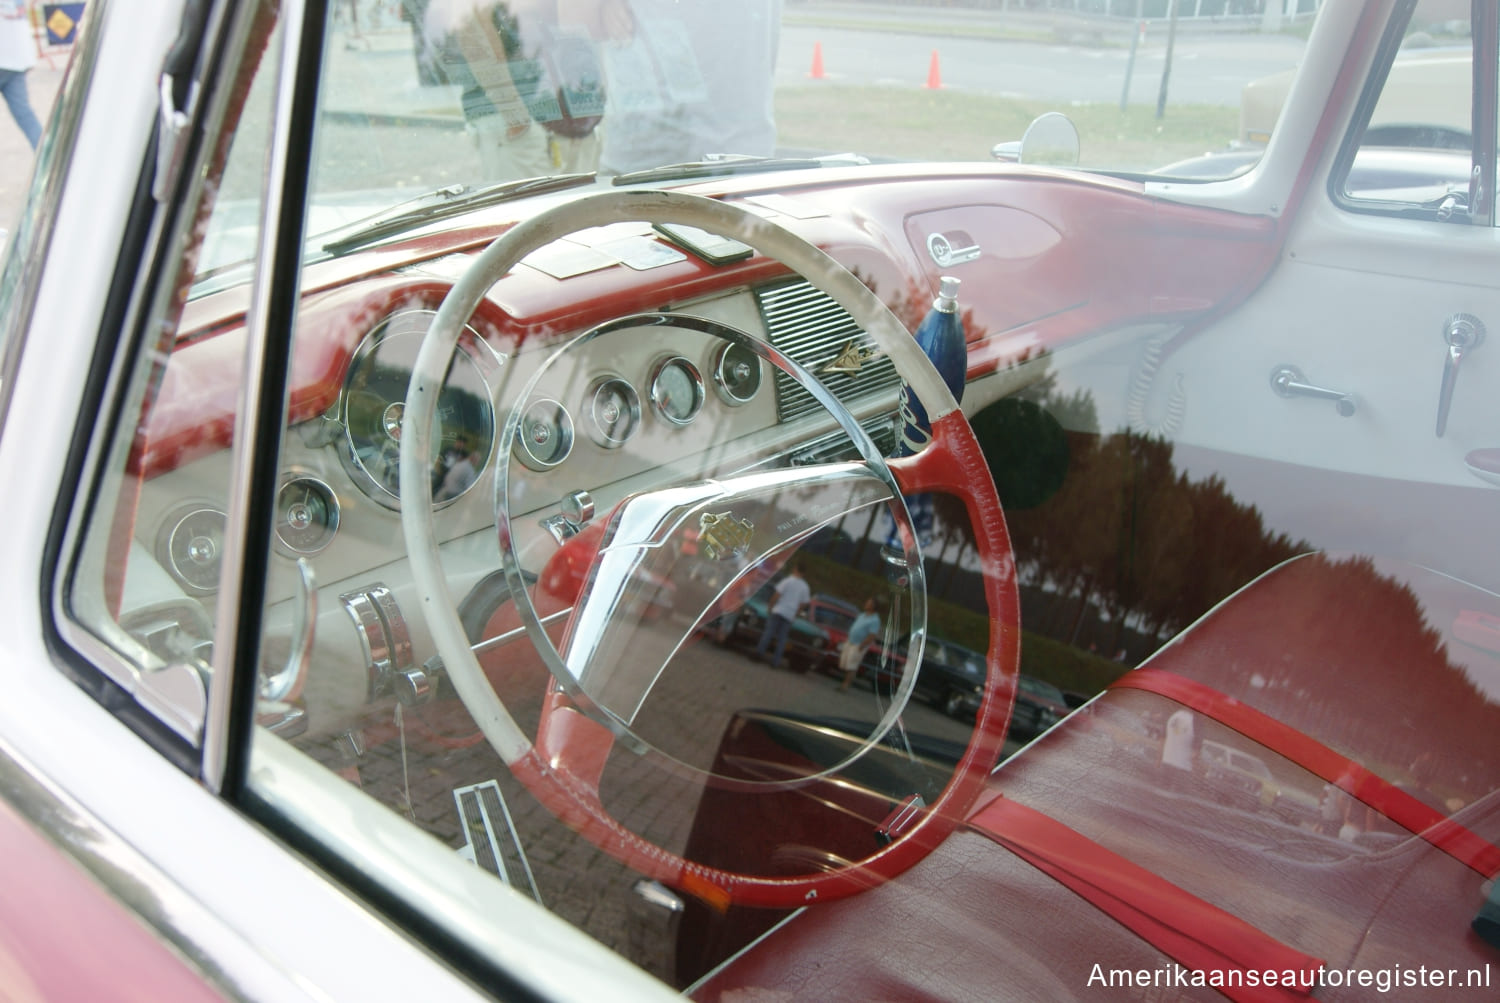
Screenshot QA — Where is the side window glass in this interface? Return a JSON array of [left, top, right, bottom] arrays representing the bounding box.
[[60, 17, 280, 743], [1337, 2, 1478, 215]]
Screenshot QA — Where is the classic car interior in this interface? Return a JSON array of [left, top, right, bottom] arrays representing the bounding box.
[[38, 0, 1500, 998]]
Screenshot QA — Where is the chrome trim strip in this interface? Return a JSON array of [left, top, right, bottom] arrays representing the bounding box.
[[204, 0, 311, 793], [0, 735, 253, 1000], [48, 0, 247, 749]]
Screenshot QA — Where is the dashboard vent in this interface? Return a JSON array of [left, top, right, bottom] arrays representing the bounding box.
[[754, 280, 902, 423]]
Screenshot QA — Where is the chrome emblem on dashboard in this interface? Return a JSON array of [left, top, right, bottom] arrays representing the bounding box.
[[698, 511, 754, 562], [927, 230, 981, 267], [820, 340, 882, 376]]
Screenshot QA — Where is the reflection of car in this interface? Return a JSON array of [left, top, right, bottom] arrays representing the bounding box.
[[863, 635, 989, 719], [1075, 700, 1164, 760], [1012, 674, 1071, 740], [10, 2, 1500, 999], [726, 584, 830, 671], [1200, 740, 1323, 826], [1200, 739, 1279, 810], [805, 594, 861, 672]]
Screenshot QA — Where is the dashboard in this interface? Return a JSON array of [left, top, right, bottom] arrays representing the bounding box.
[[106, 167, 1278, 743]]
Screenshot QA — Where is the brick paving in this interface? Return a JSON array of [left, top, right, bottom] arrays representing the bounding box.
[[318, 620, 1002, 986]]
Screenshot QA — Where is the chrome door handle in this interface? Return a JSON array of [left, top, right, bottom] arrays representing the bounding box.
[[1436, 314, 1485, 437], [1270, 366, 1356, 417]]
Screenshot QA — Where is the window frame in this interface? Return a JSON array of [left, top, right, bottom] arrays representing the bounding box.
[[1328, 0, 1499, 225]]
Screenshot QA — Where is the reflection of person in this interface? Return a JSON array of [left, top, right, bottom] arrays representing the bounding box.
[[838, 598, 881, 692], [755, 562, 809, 669], [430, 0, 631, 182], [599, 0, 782, 174], [1160, 707, 1196, 776], [1337, 795, 1365, 843], [1318, 781, 1343, 837], [0, 1, 41, 151], [435, 440, 478, 500]]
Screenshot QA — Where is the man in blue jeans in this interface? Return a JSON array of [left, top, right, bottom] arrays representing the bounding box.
[[0, 2, 40, 150], [755, 563, 810, 669]]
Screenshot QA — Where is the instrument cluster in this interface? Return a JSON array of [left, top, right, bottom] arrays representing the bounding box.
[[150, 305, 774, 598], [504, 314, 768, 479]]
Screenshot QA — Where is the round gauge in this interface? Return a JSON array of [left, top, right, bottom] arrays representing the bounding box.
[[513, 397, 574, 471], [712, 343, 762, 405], [650, 356, 705, 425], [157, 505, 228, 595], [340, 310, 497, 510], [274, 475, 340, 555], [586, 377, 641, 448]]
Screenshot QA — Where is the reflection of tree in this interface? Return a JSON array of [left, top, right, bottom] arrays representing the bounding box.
[[1181, 552, 1500, 806], [958, 377, 1305, 651]]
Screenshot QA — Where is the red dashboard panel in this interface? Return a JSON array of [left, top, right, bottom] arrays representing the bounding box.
[[138, 166, 1279, 481]]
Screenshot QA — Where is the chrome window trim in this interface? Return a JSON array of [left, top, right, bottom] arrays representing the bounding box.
[[1326, 0, 1488, 224], [48, 0, 257, 751], [203, 0, 315, 794]]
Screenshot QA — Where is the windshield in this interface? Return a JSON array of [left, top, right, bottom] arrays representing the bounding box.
[[193, 0, 1352, 290]]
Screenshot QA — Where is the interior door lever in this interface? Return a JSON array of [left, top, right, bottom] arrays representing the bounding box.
[[1269, 366, 1356, 417], [1436, 314, 1485, 437]]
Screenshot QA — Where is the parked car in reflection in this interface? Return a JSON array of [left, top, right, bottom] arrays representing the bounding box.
[[1011, 674, 1071, 740], [862, 634, 994, 720]]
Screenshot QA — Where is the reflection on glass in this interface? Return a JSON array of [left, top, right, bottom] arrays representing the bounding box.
[[340, 310, 496, 508]]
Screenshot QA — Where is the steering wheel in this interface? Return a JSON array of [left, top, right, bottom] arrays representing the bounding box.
[[400, 189, 1019, 909]]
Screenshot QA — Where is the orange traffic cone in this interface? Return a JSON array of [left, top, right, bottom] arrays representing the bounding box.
[[808, 41, 825, 80], [925, 49, 943, 90]]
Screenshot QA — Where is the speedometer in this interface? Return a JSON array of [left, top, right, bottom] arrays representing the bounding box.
[[340, 310, 499, 510], [649, 356, 704, 425]]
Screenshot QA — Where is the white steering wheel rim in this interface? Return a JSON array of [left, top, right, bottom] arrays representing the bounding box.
[[399, 189, 961, 768]]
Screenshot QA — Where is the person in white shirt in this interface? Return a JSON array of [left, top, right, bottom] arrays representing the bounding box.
[[599, 0, 781, 174], [0, 2, 40, 150], [754, 562, 809, 668]]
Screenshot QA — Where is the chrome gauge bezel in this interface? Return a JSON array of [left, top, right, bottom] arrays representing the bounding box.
[[584, 376, 641, 449], [273, 472, 341, 556], [155, 503, 229, 596], [512, 397, 576, 471], [338, 309, 502, 511], [711, 342, 763, 406], [649, 355, 705, 426]]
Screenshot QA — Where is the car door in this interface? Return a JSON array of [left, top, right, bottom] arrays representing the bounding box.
[[3, 0, 674, 999], [1143, 0, 1500, 590]]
